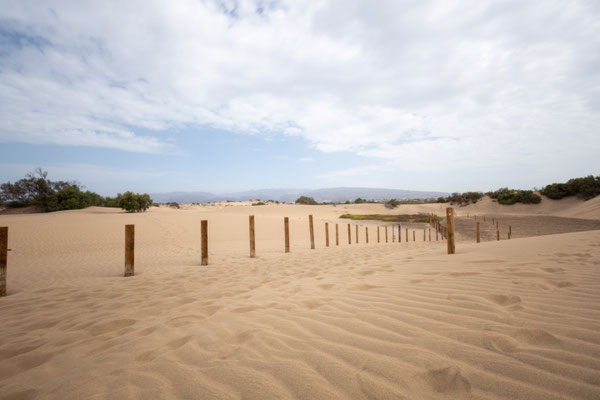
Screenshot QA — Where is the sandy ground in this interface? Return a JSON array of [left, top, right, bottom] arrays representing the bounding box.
[[0, 199, 599, 399]]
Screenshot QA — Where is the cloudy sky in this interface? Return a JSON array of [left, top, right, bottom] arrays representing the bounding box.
[[1, 0, 599, 195]]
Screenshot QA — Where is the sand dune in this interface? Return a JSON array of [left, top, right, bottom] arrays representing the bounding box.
[[0, 204, 599, 399]]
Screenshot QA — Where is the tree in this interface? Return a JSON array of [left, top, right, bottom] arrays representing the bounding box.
[[295, 196, 318, 205], [118, 192, 153, 212]]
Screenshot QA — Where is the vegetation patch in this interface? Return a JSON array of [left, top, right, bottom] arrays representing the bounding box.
[[541, 175, 600, 200], [486, 188, 541, 205], [0, 168, 153, 213]]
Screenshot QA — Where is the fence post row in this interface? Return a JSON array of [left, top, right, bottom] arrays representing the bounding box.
[[309, 215, 315, 250], [446, 207, 455, 254], [284, 217, 290, 253], [476, 221, 480, 243], [0, 227, 7, 296], [201, 220, 208, 265], [325, 222, 329, 247], [347, 224, 351, 244], [124, 224, 135, 276], [249, 215, 256, 258]]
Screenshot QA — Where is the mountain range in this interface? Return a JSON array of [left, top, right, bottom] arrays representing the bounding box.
[[149, 187, 449, 203]]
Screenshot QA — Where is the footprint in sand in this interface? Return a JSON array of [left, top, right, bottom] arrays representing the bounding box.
[[542, 267, 565, 274], [513, 329, 562, 347], [357, 270, 375, 276], [425, 366, 471, 394], [481, 335, 519, 353], [449, 272, 480, 277], [88, 319, 136, 336], [486, 294, 521, 308]]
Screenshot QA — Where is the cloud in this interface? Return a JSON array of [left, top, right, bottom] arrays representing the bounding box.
[[0, 0, 599, 178], [298, 157, 314, 163]]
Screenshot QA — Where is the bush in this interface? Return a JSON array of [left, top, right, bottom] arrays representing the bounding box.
[[295, 196, 318, 205], [385, 199, 400, 209], [541, 175, 600, 200], [436, 192, 483, 205], [118, 192, 153, 212], [486, 188, 541, 205]]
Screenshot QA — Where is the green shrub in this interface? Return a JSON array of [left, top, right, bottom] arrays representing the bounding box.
[[385, 199, 400, 209], [486, 188, 541, 205], [541, 175, 600, 200], [118, 192, 153, 212], [295, 196, 318, 205]]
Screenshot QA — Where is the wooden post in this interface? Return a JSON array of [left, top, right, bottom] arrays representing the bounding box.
[[496, 229, 500, 241], [429, 228, 431, 241], [476, 221, 480, 243], [336, 223, 339, 246], [366, 227, 369, 244], [398, 225, 401, 242], [249, 215, 256, 258], [392, 226, 395, 242], [377, 226, 380, 243], [446, 207, 455, 255], [0, 227, 7, 296], [124, 224, 135, 276], [347, 223, 351, 244], [496, 221, 499, 230], [355, 225, 359, 244], [284, 217, 290, 253], [201, 220, 208, 265], [423, 229, 426, 241], [325, 222, 330, 247], [405, 228, 408, 242], [436, 227, 439, 241], [385, 226, 388, 243], [509, 225, 512, 239], [309, 215, 315, 250], [412, 230, 415, 241]]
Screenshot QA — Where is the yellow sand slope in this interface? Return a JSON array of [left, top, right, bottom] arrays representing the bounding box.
[[0, 205, 599, 399]]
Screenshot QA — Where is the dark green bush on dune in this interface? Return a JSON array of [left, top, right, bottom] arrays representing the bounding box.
[[486, 188, 541, 205], [541, 175, 600, 200], [0, 168, 153, 213], [295, 196, 318, 205]]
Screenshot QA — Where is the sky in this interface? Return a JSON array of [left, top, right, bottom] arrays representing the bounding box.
[[1, 0, 599, 196]]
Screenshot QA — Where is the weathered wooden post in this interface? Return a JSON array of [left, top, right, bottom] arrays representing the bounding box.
[[385, 226, 388, 243], [309, 215, 315, 250], [325, 222, 330, 247], [429, 228, 431, 241], [398, 225, 402, 242], [355, 225, 359, 244], [201, 220, 208, 265], [423, 229, 426, 241], [496, 229, 500, 241], [509, 225, 512, 239], [496, 221, 499, 230], [284, 217, 290, 253], [366, 227, 369, 243], [377, 226, 380, 243], [436, 227, 439, 241], [476, 221, 480, 243], [124, 224, 135, 276], [413, 230, 415, 241], [336, 223, 339, 246], [0, 227, 7, 296], [406, 228, 408, 242], [392, 227, 395, 242], [249, 215, 256, 258], [446, 207, 455, 254], [347, 223, 351, 244]]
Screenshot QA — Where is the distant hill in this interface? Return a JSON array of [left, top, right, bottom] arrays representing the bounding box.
[[149, 187, 449, 203]]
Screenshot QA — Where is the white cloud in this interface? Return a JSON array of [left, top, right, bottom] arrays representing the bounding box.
[[0, 0, 599, 181]]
